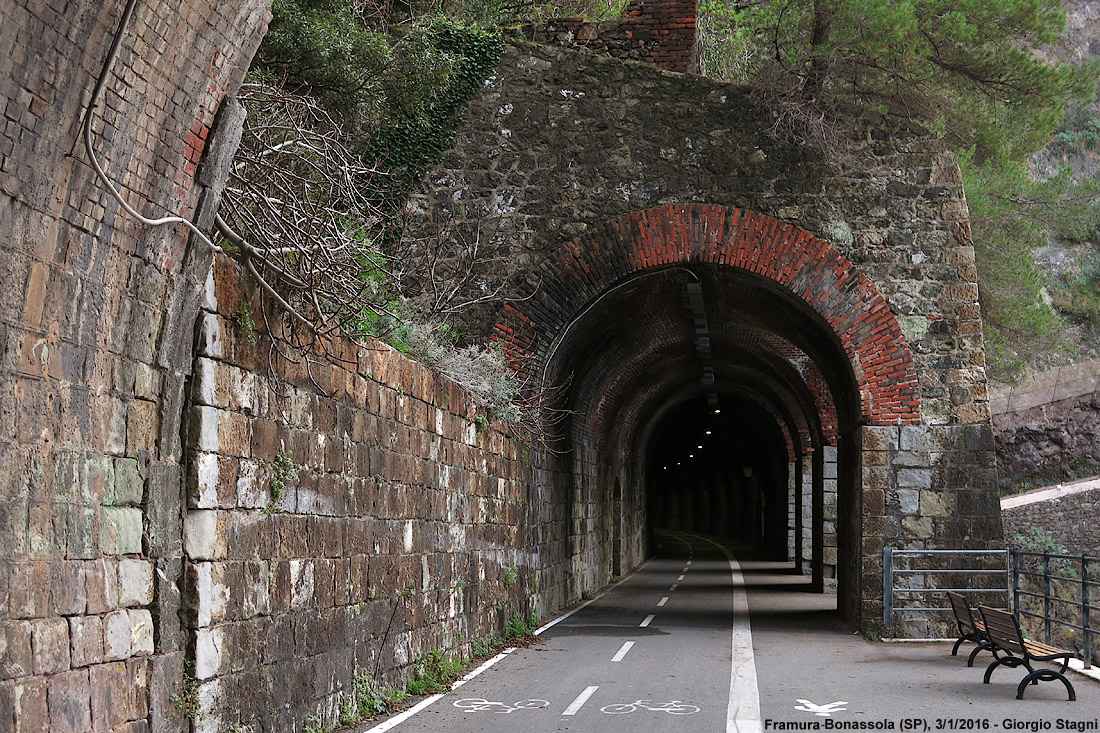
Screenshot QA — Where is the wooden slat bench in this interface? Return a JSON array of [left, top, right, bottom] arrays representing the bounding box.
[[978, 605, 1076, 701], [946, 591, 997, 667]]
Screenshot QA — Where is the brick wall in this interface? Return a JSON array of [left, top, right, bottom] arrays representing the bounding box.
[[531, 0, 698, 73], [0, 1, 269, 731]]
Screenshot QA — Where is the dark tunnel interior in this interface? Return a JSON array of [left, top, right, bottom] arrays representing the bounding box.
[[645, 395, 790, 558]]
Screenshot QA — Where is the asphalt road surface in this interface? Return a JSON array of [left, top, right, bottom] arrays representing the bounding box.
[[362, 531, 1099, 733]]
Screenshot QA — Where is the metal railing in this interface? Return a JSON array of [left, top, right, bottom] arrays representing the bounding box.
[[883, 548, 1100, 668], [1012, 551, 1099, 668], [883, 548, 1011, 629]]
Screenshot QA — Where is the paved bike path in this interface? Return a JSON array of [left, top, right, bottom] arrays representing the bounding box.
[[362, 533, 1100, 732]]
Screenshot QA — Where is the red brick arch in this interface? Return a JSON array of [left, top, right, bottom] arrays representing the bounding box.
[[494, 204, 921, 426]]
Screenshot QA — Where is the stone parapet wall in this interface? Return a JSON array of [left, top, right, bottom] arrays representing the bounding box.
[[989, 358, 1100, 415], [990, 359, 1100, 493], [182, 258, 544, 731]]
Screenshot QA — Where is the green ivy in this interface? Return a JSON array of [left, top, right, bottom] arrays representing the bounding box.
[[367, 21, 505, 208]]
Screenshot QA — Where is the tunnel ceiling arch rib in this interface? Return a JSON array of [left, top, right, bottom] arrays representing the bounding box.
[[494, 204, 921, 428], [592, 342, 822, 458]]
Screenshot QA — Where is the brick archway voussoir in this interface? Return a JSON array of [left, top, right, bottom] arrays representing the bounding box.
[[493, 204, 921, 426]]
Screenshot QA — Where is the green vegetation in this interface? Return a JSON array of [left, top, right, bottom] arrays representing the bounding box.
[[405, 649, 466, 695], [233, 302, 257, 345], [168, 662, 203, 723], [691, 0, 1100, 376], [337, 669, 407, 726], [503, 565, 518, 589], [264, 448, 298, 514], [241, 0, 1100, 383]]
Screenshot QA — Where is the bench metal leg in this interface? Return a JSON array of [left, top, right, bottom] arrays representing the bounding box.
[[983, 655, 1024, 684], [966, 642, 994, 668], [1015, 669, 1075, 701]]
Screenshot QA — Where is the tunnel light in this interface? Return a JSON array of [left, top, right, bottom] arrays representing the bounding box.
[[742, 465, 753, 478], [705, 430, 712, 435], [697, 445, 703, 449], [713, 409, 721, 414], [688, 454, 694, 458]]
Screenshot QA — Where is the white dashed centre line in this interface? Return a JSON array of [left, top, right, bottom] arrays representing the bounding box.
[[611, 641, 634, 662], [562, 685, 599, 716], [640, 614, 655, 628], [657, 596, 669, 607], [669, 583, 678, 591], [677, 574, 685, 581]]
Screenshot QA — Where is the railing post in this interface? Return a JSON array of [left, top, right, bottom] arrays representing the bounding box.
[[883, 547, 893, 629], [1083, 554, 1092, 669], [1012, 549, 1020, 613], [1043, 551, 1053, 645]]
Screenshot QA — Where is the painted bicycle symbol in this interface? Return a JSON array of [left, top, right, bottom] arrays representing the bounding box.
[[600, 699, 701, 715], [453, 698, 551, 713]]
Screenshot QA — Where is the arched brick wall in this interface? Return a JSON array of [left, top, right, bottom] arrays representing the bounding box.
[[494, 204, 921, 426]]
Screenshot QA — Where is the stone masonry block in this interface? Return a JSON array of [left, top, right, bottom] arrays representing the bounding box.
[[194, 627, 224, 680], [191, 562, 230, 628], [89, 661, 129, 730], [193, 357, 221, 407], [190, 406, 221, 453], [216, 409, 252, 458], [129, 610, 153, 656], [103, 610, 132, 661], [47, 669, 91, 733], [13, 679, 49, 733], [84, 559, 119, 615], [919, 491, 956, 517], [198, 313, 224, 358], [126, 398, 159, 456], [100, 506, 143, 555], [118, 558, 154, 606], [861, 426, 898, 452], [190, 452, 220, 508], [184, 511, 228, 561], [895, 489, 919, 515], [32, 617, 70, 675], [897, 468, 932, 489], [68, 615, 104, 668], [110, 458, 144, 506], [1, 620, 32, 678]]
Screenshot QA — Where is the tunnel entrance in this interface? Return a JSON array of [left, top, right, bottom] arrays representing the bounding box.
[[646, 397, 788, 559], [496, 205, 924, 627]]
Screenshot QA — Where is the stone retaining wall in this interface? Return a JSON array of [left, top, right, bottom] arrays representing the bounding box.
[[1002, 480, 1100, 556], [0, 2, 269, 731], [181, 257, 547, 731]]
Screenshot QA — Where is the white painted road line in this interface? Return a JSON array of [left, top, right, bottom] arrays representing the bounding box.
[[658, 596, 669, 607], [562, 685, 599, 716], [365, 648, 518, 732], [640, 614, 655, 628], [669, 583, 678, 591], [686, 560, 692, 566], [678, 574, 685, 581], [611, 641, 634, 662], [691, 534, 762, 733]]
